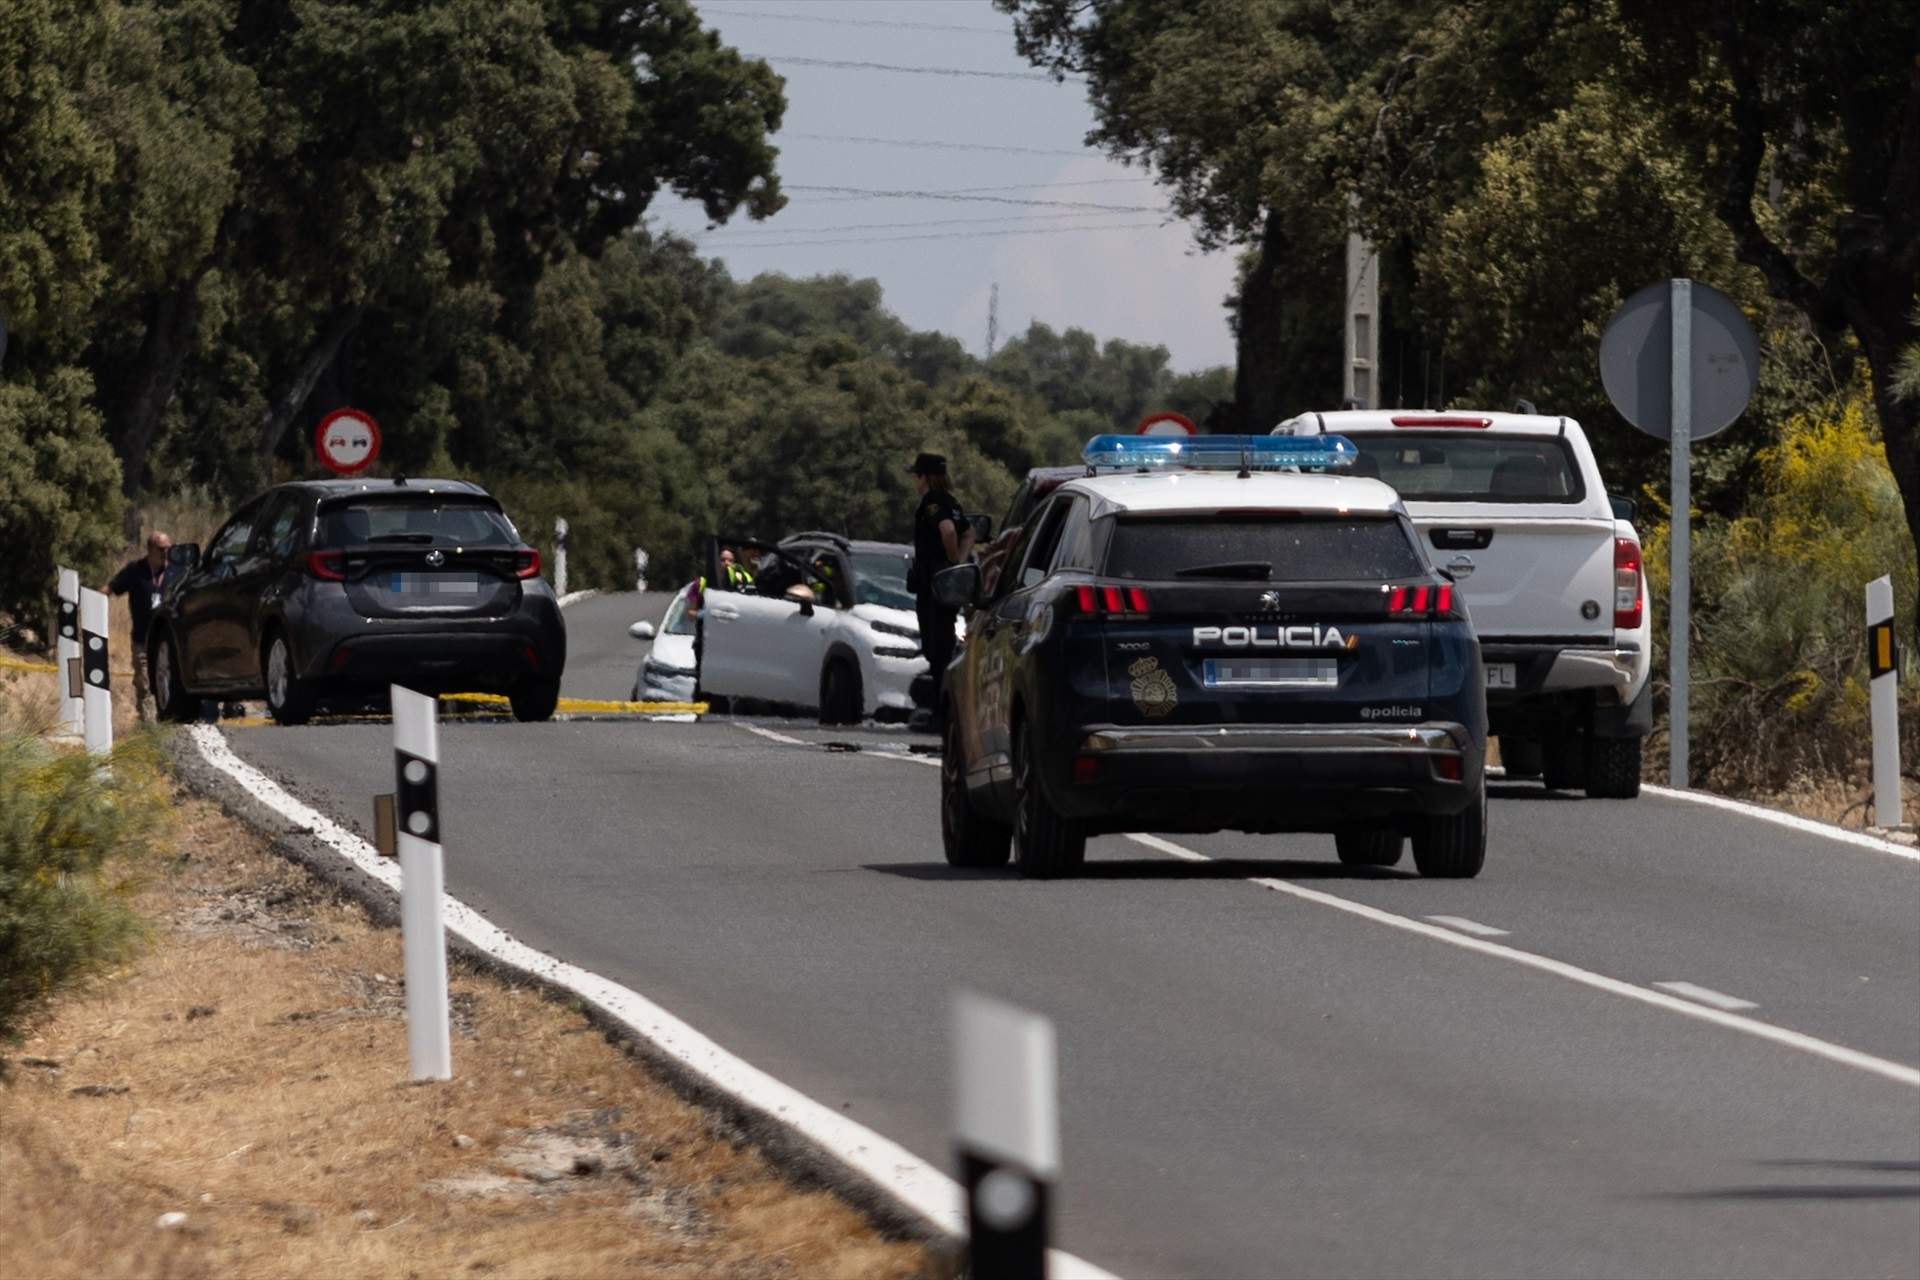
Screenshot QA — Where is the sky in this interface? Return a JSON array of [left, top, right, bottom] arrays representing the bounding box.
[[646, 0, 1242, 371]]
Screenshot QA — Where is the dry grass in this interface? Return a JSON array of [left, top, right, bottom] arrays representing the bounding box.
[[0, 787, 930, 1280]]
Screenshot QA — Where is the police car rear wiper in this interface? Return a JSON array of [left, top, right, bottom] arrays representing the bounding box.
[[1174, 561, 1272, 580]]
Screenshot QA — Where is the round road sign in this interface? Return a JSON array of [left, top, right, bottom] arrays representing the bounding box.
[[314, 408, 381, 475], [1136, 410, 1197, 437], [1599, 280, 1758, 441]]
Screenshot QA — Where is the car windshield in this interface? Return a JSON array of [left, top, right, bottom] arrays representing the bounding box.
[[1346, 432, 1585, 503], [318, 498, 518, 547], [662, 591, 695, 636], [1104, 516, 1425, 583], [851, 551, 915, 610]]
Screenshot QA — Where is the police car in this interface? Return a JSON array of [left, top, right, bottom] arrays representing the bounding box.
[[931, 434, 1488, 879]]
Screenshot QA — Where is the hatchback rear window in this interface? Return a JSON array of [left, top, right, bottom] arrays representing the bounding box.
[[1104, 516, 1424, 583], [318, 498, 518, 547], [1347, 432, 1584, 502]]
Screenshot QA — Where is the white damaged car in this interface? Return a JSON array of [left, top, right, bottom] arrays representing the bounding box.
[[628, 583, 698, 702], [695, 532, 961, 724]]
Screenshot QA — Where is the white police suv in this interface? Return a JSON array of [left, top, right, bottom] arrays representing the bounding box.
[[931, 434, 1489, 879]]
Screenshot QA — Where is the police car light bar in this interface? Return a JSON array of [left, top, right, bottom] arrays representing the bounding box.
[[1082, 433, 1357, 472]]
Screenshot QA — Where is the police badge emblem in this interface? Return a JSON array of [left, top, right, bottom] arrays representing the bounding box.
[[1128, 655, 1177, 718]]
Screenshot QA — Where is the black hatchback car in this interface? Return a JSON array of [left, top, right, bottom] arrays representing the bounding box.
[[149, 478, 566, 724]]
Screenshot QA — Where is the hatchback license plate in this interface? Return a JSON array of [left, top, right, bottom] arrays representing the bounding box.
[[386, 571, 481, 595], [1203, 658, 1339, 689], [1484, 663, 1517, 689]]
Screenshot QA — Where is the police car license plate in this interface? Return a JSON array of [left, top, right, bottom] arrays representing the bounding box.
[[387, 571, 481, 595], [1484, 663, 1517, 689], [1203, 658, 1338, 689]]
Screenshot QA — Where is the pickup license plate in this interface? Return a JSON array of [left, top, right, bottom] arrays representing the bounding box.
[[386, 571, 481, 595], [1203, 658, 1339, 689], [1484, 663, 1517, 690]]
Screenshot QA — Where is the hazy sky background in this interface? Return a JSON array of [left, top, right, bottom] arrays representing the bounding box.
[[646, 0, 1242, 371]]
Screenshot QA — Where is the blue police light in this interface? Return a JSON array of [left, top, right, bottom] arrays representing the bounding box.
[[1082, 433, 1358, 472]]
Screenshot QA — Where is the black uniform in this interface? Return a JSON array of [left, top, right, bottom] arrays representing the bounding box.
[[913, 487, 964, 718], [108, 558, 168, 645]]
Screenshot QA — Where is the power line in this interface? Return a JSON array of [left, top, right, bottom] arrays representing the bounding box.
[[745, 53, 1071, 82], [699, 210, 1158, 238], [699, 221, 1170, 250], [785, 184, 1163, 212], [704, 6, 1006, 35], [789, 132, 1092, 158]]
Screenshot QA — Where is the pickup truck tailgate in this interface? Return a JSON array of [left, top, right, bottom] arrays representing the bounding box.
[[1414, 515, 1616, 639]]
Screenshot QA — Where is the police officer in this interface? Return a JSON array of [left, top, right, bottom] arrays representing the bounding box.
[[106, 531, 171, 722], [908, 452, 963, 727]]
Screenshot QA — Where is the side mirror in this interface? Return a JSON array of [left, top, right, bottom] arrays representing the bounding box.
[[969, 513, 994, 542], [629, 621, 656, 641], [171, 543, 200, 570], [1608, 494, 1638, 522], [933, 563, 981, 610], [793, 596, 814, 617]]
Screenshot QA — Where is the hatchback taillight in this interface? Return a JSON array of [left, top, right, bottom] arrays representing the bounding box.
[[1073, 584, 1150, 617], [515, 549, 541, 580], [1614, 537, 1643, 629], [305, 550, 347, 581], [1387, 583, 1455, 618]]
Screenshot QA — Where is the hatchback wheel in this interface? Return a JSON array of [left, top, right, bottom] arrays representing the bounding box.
[[818, 659, 861, 726], [510, 677, 561, 722], [152, 634, 202, 723], [1012, 722, 1085, 879], [263, 633, 314, 726]]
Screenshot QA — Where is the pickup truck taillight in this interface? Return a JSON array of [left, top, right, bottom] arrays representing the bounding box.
[[1614, 537, 1643, 629], [1387, 583, 1456, 618], [305, 550, 347, 581]]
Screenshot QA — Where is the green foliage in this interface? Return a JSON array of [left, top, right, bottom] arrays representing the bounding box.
[[0, 733, 166, 1044]]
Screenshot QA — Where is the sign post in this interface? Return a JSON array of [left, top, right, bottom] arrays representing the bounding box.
[[79, 587, 112, 758], [1600, 278, 1758, 789], [57, 567, 83, 736], [392, 685, 451, 1081], [953, 991, 1058, 1280], [1866, 575, 1903, 828], [314, 408, 381, 476]]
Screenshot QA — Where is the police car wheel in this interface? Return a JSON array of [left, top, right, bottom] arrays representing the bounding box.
[[1411, 778, 1487, 879], [1334, 829, 1404, 867], [1012, 722, 1085, 879], [1584, 736, 1642, 799], [942, 715, 1010, 868]]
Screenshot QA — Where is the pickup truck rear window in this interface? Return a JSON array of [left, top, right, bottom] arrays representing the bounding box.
[[1348, 432, 1585, 503], [1104, 516, 1424, 583], [318, 498, 519, 547]]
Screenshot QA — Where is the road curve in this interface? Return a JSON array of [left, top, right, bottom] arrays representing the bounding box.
[[217, 593, 1920, 1279]]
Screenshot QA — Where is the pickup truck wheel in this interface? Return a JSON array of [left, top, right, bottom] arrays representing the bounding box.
[[942, 715, 1011, 868], [1335, 829, 1404, 867], [1585, 736, 1643, 798], [1542, 736, 1584, 791], [1012, 722, 1085, 879], [1412, 780, 1486, 879], [1500, 736, 1543, 779]]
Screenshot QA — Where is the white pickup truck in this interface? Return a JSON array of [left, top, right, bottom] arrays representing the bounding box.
[[1274, 409, 1651, 798]]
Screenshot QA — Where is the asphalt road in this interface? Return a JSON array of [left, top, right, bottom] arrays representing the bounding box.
[[221, 592, 1920, 1279]]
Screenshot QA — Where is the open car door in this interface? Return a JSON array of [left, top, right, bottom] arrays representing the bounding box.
[[696, 534, 832, 706]]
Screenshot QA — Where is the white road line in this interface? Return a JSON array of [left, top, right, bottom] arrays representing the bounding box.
[[188, 725, 1115, 1280], [1425, 915, 1510, 938], [1121, 833, 1920, 1089], [1654, 981, 1760, 1012], [739, 723, 809, 746], [1642, 784, 1920, 863]]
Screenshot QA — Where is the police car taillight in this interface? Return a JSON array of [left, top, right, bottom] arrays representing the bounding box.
[[1614, 538, 1643, 629], [1387, 583, 1455, 618], [1074, 584, 1150, 617]]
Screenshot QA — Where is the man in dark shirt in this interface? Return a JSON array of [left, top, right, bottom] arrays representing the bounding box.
[[909, 453, 964, 730], [107, 531, 172, 722]]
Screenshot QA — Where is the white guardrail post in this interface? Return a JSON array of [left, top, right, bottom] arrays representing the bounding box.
[[954, 991, 1058, 1280], [393, 685, 452, 1080], [1866, 576, 1903, 829], [554, 516, 569, 599], [79, 586, 112, 757], [57, 567, 83, 736]]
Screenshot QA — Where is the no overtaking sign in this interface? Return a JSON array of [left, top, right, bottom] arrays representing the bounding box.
[[315, 408, 382, 475]]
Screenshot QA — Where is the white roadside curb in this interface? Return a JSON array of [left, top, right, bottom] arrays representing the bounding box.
[[1642, 783, 1920, 863], [184, 724, 1116, 1280]]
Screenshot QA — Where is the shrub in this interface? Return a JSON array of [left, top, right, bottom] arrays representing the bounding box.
[[0, 732, 166, 1044]]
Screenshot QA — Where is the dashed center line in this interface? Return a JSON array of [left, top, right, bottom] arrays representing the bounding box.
[[1654, 981, 1759, 1011], [1425, 915, 1510, 937]]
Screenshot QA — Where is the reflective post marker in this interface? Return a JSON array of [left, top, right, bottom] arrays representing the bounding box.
[[57, 567, 83, 736], [1669, 277, 1692, 789], [953, 991, 1058, 1280], [393, 685, 451, 1081], [79, 587, 112, 757], [554, 516, 570, 599], [1867, 576, 1902, 828]]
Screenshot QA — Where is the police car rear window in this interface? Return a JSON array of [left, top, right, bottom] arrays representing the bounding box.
[[1104, 516, 1424, 583], [1347, 433, 1584, 503]]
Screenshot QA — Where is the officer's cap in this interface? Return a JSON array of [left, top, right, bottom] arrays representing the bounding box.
[[907, 452, 948, 476]]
